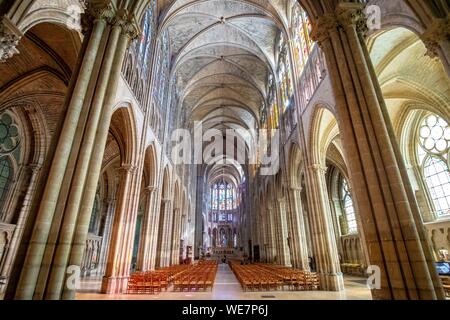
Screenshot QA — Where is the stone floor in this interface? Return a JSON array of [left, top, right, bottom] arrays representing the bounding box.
[[76, 264, 372, 300]]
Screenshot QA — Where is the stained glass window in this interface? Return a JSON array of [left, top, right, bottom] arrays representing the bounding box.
[[277, 33, 294, 113], [260, 103, 268, 129], [212, 184, 218, 210], [266, 74, 279, 134], [0, 111, 21, 218], [226, 184, 233, 210], [210, 182, 238, 213], [418, 113, 450, 217], [292, 4, 314, 75], [219, 183, 226, 210], [138, 1, 156, 77], [0, 157, 12, 210], [341, 178, 357, 234], [152, 31, 170, 111]]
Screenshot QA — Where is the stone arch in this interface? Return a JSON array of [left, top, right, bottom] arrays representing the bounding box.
[[8, 0, 84, 40], [143, 143, 158, 188], [308, 103, 339, 166], [366, 0, 425, 35], [161, 166, 171, 200], [109, 104, 139, 166], [367, 26, 450, 114], [288, 143, 302, 189]]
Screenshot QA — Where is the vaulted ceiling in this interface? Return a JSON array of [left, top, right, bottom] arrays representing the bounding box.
[[160, 0, 290, 184]]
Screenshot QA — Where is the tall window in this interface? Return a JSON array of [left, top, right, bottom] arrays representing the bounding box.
[[418, 113, 450, 218], [138, 1, 156, 76], [0, 158, 12, 210], [266, 74, 279, 133], [0, 111, 21, 219], [277, 33, 294, 113], [292, 3, 314, 75], [210, 182, 238, 221], [88, 197, 99, 233], [152, 31, 170, 110], [212, 184, 218, 210], [341, 178, 357, 234], [219, 183, 226, 210]]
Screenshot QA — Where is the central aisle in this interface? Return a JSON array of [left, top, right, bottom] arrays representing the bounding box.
[[76, 263, 372, 300], [209, 263, 243, 299]]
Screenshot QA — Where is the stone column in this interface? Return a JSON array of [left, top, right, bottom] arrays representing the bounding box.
[[45, 16, 123, 300], [156, 199, 172, 268], [148, 192, 162, 270], [0, 164, 41, 299], [305, 164, 344, 291], [136, 186, 157, 271], [14, 9, 111, 300], [312, 3, 444, 299], [97, 192, 118, 276], [258, 212, 267, 262], [162, 201, 174, 266], [61, 14, 138, 299], [328, 196, 345, 261], [274, 199, 291, 267], [288, 187, 310, 270], [170, 208, 181, 265], [180, 214, 187, 261], [99, 164, 137, 294], [266, 207, 277, 263]]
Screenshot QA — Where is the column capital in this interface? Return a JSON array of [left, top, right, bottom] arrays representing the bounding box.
[[144, 185, 157, 193], [0, 16, 22, 63], [336, 3, 368, 35], [26, 163, 43, 174], [308, 164, 328, 174], [119, 163, 137, 174], [312, 3, 367, 45], [83, 1, 116, 26], [312, 13, 339, 45], [420, 18, 450, 59], [113, 8, 140, 41]]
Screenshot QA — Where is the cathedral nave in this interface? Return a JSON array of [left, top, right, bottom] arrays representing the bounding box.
[[0, 0, 449, 301]]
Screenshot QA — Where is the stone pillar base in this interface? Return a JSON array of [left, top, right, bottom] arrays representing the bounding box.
[[319, 272, 345, 291], [101, 276, 128, 294]]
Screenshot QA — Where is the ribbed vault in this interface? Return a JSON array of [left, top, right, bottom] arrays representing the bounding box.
[[159, 0, 289, 181]]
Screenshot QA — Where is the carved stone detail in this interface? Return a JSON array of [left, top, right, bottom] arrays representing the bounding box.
[[0, 17, 22, 63], [311, 3, 368, 46], [421, 18, 450, 59]]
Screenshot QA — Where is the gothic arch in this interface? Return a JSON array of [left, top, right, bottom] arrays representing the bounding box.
[[110, 103, 139, 166], [288, 143, 302, 189], [143, 143, 158, 188], [308, 104, 339, 166]]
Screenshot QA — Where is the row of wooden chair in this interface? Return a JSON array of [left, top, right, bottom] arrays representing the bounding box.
[[256, 264, 320, 291], [229, 261, 319, 292], [127, 273, 170, 294], [127, 265, 191, 294], [230, 261, 283, 291], [172, 261, 218, 292]]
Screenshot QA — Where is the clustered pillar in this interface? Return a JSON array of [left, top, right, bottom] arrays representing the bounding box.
[[312, 3, 444, 299], [305, 164, 344, 291], [13, 3, 139, 300], [287, 187, 310, 270]]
